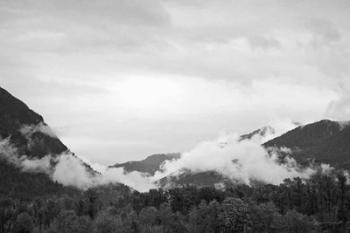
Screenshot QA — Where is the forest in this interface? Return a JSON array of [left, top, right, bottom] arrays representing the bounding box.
[[0, 169, 349, 233]]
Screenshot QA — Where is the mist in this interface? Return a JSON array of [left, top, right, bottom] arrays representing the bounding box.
[[153, 127, 316, 186], [0, 128, 156, 192], [0, 138, 51, 174], [0, 122, 325, 192], [19, 122, 57, 139], [51, 153, 156, 191]]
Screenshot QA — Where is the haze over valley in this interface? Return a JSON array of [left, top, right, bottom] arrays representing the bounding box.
[[1, 1, 350, 232]]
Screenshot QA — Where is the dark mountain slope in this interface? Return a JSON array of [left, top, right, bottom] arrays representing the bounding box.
[[264, 119, 350, 168], [263, 120, 342, 149], [0, 86, 68, 158], [158, 170, 230, 189], [0, 160, 78, 200], [113, 126, 275, 177], [111, 153, 180, 175], [158, 121, 350, 188], [0, 86, 84, 198], [156, 126, 277, 188], [239, 126, 275, 141]]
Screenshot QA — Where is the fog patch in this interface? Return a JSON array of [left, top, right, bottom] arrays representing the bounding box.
[[19, 123, 57, 138], [98, 167, 156, 192], [0, 137, 155, 192], [153, 132, 316, 186], [52, 153, 93, 189], [0, 138, 52, 173]]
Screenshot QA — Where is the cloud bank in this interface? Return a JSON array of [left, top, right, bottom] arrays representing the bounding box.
[[0, 135, 155, 192], [20, 122, 57, 138], [153, 129, 315, 186], [0, 122, 330, 192], [1, 0, 350, 163]]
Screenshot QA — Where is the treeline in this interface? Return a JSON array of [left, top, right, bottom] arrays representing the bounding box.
[[1, 171, 349, 233], [0, 160, 79, 200]]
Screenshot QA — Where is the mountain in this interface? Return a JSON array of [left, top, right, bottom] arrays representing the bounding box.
[[238, 126, 275, 141], [3, 84, 349, 193], [110, 126, 276, 189], [110, 153, 181, 175], [156, 121, 350, 188], [0, 86, 86, 199], [157, 170, 231, 189], [113, 126, 275, 178], [264, 119, 350, 169], [0, 157, 79, 200], [0, 87, 68, 158], [156, 126, 278, 188]]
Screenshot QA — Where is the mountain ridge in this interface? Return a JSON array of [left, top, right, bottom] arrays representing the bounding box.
[[143, 120, 350, 188], [0, 86, 96, 198], [263, 119, 350, 168], [0, 86, 68, 158], [110, 153, 181, 175], [2, 85, 350, 192]]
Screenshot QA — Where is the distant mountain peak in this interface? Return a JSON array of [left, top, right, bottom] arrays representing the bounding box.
[[264, 119, 350, 169], [0, 86, 99, 197], [110, 153, 181, 175], [238, 125, 275, 142], [155, 120, 350, 188]]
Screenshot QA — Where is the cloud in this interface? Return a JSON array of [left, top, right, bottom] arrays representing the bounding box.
[[0, 138, 52, 173], [51, 154, 93, 189], [153, 129, 315, 186], [52, 152, 156, 191], [326, 97, 350, 121], [20, 156, 51, 173], [326, 87, 350, 121], [0, 0, 350, 163], [98, 167, 156, 192], [20, 122, 57, 138], [0, 138, 21, 164], [303, 18, 341, 46], [0, 121, 333, 192], [0, 137, 155, 191], [325, 76, 350, 121], [49, 154, 157, 191]]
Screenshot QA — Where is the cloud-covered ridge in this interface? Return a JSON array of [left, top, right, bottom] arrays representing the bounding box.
[[153, 131, 315, 186], [0, 122, 329, 192], [0, 136, 156, 192]]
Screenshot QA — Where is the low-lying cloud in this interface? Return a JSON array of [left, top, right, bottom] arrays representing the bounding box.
[[0, 122, 326, 192], [51, 153, 156, 191], [20, 122, 57, 138], [0, 137, 51, 173], [0, 133, 156, 192], [153, 129, 315, 186]]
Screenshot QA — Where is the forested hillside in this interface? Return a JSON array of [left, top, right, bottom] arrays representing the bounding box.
[[0, 87, 68, 158], [2, 86, 350, 233], [264, 120, 350, 168], [111, 153, 181, 175], [0, 86, 92, 198], [1, 170, 349, 233]]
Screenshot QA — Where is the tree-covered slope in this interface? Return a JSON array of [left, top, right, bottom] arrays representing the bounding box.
[[111, 153, 181, 175], [264, 119, 350, 168], [0, 86, 80, 198], [0, 160, 78, 200], [0, 86, 68, 158]]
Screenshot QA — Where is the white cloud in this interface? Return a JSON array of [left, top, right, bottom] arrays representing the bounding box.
[[0, 137, 155, 191], [0, 0, 350, 163], [0, 138, 52, 173], [153, 130, 315, 185], [20, 123, 57, 138], [52, 154, 93, 189]]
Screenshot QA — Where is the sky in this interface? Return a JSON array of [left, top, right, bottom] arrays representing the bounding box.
[[1, 0, 350, 165]]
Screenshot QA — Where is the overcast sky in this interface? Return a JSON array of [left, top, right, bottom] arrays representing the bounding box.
[[1, 0, 350, 164]]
